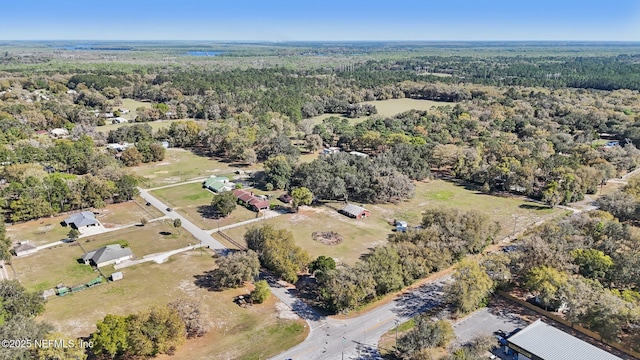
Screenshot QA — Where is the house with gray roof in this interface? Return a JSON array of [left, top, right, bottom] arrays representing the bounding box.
[[82, 244, 133, 267], [506, 319, 622, 360], [64, 211, 99, 230], [13, 241, 38, 257], [340, 204, 370, 219]]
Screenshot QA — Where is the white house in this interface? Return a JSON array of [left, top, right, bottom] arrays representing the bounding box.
[[82, 245, 133, 268]]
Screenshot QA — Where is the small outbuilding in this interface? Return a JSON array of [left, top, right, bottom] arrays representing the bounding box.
[[82, 245, 133, 268], [340, 204, 370, 219], [110, 271, 124, 281], [13, 241, 38, 257], [64, 211, 99, 230], [279, 193, 293, 204], [50, 128, 69, 138]]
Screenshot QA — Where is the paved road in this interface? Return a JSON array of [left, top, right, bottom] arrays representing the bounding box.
[[138, 188, 227, 252], [269, 275, 451, 360]]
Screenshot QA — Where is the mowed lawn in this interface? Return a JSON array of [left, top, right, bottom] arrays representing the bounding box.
[[38, 249, 307, 360], [133, 148, 258, 188], [361, 98, 455, 117], [12, 221, 195, 293], [224, 180, 560, 265], [5, 198, 164, 246], [151, 183, 258, 230]]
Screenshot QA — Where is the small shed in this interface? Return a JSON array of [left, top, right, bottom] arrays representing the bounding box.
[[111, 272, 124, 281], [340, 204, 370, 219], [279, 193, 293, 204], [13, 241, 38, 257]]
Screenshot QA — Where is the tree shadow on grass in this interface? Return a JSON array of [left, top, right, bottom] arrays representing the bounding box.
[[194, 271, 225, 292], [519, 203, 552, 211], [197, 205, 221, 219]]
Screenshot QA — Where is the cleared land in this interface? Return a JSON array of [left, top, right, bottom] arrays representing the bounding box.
[[307, 98, 454, 126], [224, 180, 560, 265], [38, 248, 307, 360], [361, 98, 455, 117], [12, 221, 195, 293], [133, 148, 258, 188], [5, 197, 163, 246], [151, 183, 260, 230]]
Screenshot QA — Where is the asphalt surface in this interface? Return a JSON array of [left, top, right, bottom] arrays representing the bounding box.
[[138, 188, 227, 252], [453, 307, 526, 344], [269, 275, 451, 360]]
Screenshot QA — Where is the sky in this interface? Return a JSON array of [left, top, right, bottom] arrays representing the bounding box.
[[1, 0, 639, 41]]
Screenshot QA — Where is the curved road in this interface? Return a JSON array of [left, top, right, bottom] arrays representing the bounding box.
[[267, 275, 450, 360]]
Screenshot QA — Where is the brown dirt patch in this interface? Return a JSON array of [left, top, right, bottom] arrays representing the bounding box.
[[312, 231, 343, 246]]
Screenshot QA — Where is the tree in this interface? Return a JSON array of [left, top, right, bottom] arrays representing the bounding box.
[[0, 315, 53, 360], [120, 147, 143, 167], [319, 264, 376, 313], [0, 219, 11, 261], [444, 259, 494, 315], [396, 317, 455, 357], [67, 228, 80, 242], [244, 225, 310, 283], [525, 266, 569, 310], [0, 280, 46, 321], [290, 187, 313, 211], [309, 255, 336, 278], [305, 134, 323, 153], [173, 218, 182, 234], [597, 190, 639, 222], [571, 248, 613, 282], [90, 314, 129, 358], [33, 332, 88, 360], [125, 306, 186, 357], [167, 298, 210, 339], [210, 191, 237, 218], [263, 155, 293, 190], [250, 280, 271, 304], [208, 251, 260, 290], [365, 246, 405, 296], [114, 174, 139, 202]]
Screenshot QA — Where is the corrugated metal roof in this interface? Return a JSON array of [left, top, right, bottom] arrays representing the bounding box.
[[341, 204, 368, 216], [507, 319, 622, 360]]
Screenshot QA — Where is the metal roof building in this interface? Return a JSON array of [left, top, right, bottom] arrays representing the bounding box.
[[82, 245, 133, 268], [507, 319, 622, 360], [64, 211, 99, 229]]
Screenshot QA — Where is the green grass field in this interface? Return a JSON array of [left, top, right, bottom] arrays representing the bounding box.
[[307, 98, 454, 125], [224, 180, 560, 265], [133, 148, 258, 188], [12, 221, 196, 293], [5, 197, 164, 246], [150, 183, 260, 230], [361, 98, 455, 117], [38, 248, 307, 360]]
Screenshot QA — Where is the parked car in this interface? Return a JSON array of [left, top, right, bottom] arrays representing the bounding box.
[[166, 207, 172, 212], [145, 202, 151, 206]]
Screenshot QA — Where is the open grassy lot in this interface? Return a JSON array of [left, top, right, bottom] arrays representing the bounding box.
[[12, 241, 95, 293], [224, 180, 561, 265], [5, 214, 70, 247], [12, 221, 195, 293], [38, 248, 307, 360], [361, 98, 455, 117], [97, 198, 164, 228], [151, 183, 259, 230], [97, 118, 193, 133], [133, 148, 258, 188], [5, 197, 164, 246], [307, 98, 454, 126]]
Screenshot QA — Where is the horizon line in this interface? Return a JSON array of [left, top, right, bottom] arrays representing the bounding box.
[[2, 39, 640, 43]]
